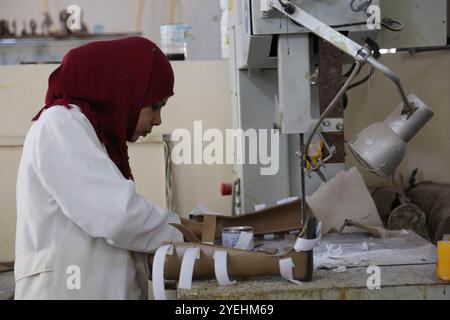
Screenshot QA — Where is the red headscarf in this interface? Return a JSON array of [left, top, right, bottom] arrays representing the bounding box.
[[33, 36, 174, 180]]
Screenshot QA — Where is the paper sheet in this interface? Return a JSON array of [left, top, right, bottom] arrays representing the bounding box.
[[306, 167, 382, 234]]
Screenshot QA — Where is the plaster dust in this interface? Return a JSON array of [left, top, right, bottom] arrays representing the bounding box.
[[314, 231, 436, 270]]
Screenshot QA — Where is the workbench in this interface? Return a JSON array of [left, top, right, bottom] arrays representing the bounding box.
[[177, 232, 450, 300], [2, 233, 449, 300]]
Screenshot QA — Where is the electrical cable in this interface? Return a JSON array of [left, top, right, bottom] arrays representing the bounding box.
[[343, 63, 357, 78], [347, 66, 375, 91], [345, 38, 380, 91], [343, 92, 349, 110], [343, 62, 363, 79], [302, 63, 362, 166]]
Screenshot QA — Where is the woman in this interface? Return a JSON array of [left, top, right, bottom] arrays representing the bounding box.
[[14, 37, 196, 299]]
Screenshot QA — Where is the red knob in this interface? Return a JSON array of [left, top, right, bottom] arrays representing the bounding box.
[[220, 183, 233, 196]]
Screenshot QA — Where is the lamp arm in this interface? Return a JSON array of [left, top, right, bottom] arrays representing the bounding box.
[[366, 56, 414, 116]]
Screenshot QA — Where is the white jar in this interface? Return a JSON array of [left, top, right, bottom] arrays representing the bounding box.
[[221, 226, 254, 250]]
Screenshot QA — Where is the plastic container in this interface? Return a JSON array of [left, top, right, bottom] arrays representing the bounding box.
[[221, 226, 254, 249], [160, 23, 192, 61], [437, 241, 450, 281]]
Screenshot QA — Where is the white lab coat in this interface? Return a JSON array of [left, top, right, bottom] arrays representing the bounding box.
[[14, 105, 182, 300]]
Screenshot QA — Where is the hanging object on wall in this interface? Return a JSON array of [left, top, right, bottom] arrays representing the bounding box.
[[41, 12, 54, 36], [160, 0, 191, 60], [160, 23, 192, 60]]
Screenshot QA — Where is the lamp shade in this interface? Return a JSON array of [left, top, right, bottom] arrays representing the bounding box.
[[349, 94, 433, 178], [349, 122, 406, 178]]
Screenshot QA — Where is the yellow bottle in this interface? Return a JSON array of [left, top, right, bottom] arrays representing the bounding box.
[[437, 240, 450, 281]]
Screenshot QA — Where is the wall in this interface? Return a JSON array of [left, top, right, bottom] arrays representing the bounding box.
[[0, 0, 223, 60], [151, 61, 234, 217], [0, 60, 233, 262]]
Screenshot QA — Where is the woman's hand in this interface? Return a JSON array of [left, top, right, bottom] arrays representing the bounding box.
[[149, 218, 203, 268], [180, 217, 203, 239]]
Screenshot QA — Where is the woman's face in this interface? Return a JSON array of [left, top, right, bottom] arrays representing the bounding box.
[[130, 97, 169, 142]]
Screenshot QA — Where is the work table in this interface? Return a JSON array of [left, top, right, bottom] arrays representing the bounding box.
[[177, 232, 450, 300], [178, 264, 448, 300]]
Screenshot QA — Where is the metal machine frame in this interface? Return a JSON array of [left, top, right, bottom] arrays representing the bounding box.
[[229, 0, 447, 215]]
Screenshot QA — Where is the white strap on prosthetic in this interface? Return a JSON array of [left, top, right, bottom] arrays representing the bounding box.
[[279, 258, 302, 285], [178, 247, 201, 290], [294, 221, 322, 252], [234, 231, 253, 250], [152, 244, 174, 300], [213, 251, 236, 286]]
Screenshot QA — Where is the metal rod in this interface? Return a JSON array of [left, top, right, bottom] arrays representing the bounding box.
[[300, 133, 306, 226], [367, 56, 412, 114]]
